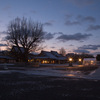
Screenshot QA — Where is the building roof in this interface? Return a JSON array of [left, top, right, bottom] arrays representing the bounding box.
[[40, 51, 66, 60], [83, 58, 96, 61], [51, 51, 66, 60], [0, 56, 15, 60], [41, 51, 57, 59], [12, 46, 25, 53], [34, 56, 48, 59], [51, 51, 62, 57], [57, 57, 66, 60]]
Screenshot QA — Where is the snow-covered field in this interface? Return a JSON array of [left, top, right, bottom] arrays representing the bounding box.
[[0, 64, 100, 80]]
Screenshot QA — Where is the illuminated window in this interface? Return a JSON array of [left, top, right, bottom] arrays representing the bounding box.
[[42, 60, 45, 64], [91, 60, 94, 64], [45, 60, 47, 63], [42, 60, 48, 64]]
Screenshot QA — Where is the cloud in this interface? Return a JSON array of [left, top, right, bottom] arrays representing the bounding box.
[[78, 45, 100, 50], [30, 10, 37, 14], [79, 40, 84, 42], [65, 15, 96, 26], [73, 44, 100, 54], [65, 14, 80, 25], [44, 32, 54, 40], [44, 22, 53, 26], [86, 25, 100, 31], [93, 52, 100, 56], [68, 0, 95, 7], [77, 15, 96, 23], [56, 33, 92, 42], [51, 46, 56, 49], [0, 31, 7, 34], [73, 49, 90, 53], [65, 20, 80, 25], [43, 20, 55, 26], [53, 32, 64, 35], [3, 5, 11, 11], [69, 44, 74, 46], [0, 31, 7, 41], [0, 44, 7, 47], [65, 14, 73, 19], [43, 32, 64, 40], [83, 16, 96, 22]]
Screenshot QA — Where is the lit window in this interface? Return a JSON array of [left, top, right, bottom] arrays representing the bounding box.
[[91, 60, 94, 64]]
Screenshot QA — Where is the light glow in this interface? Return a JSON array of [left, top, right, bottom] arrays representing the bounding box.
[[91, 60, 94, 64], [79, 58, 82, 62], [69, 58, 73, 62]]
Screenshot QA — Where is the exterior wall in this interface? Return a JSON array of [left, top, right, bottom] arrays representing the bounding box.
[[35, 59, 56, 64], [0, 58, 16, 63], [41, 59, 55, 64], [8, 59, 16, 63], [28, 58, 67, 64], [28, 58, 56, 64], [0, 58, 6, 63], [83, 58, 97, 66]]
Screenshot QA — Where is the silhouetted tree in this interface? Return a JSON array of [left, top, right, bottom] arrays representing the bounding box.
[[96, 54, 100, 61], [59, 47, 66, 56], [6, 17, 44, 62]]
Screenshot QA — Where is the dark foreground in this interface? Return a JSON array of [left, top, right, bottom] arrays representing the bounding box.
[[0, 72, 100, 100]]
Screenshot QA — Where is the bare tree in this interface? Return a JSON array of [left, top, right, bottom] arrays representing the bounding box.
[[6, 17, 44, 62], [59, 47, 66, 56]]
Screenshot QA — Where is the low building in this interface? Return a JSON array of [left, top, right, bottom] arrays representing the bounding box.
[[35, 51, 58, 64], [51, 51, 66, 64], [83, 58, 97, 66], [0, 56, 16, 63], [29, 51, 67, 64]]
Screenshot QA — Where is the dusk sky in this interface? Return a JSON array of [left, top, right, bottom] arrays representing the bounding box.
[[0, 0, 100, 56]]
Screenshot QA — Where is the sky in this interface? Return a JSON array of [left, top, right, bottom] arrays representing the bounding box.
[[0, 0, 100, 56]]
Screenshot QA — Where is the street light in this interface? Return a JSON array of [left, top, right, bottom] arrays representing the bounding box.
[[69, 57, 73, 66], [78, 58, 82, 65], [69, 58, 73, 62], [79, 58, 82, 62]]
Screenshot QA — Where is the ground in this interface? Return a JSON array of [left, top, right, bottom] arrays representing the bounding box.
[[0, 66, 100, 100]]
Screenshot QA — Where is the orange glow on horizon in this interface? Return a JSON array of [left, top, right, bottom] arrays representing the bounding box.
[[0, 46, 7, 51]]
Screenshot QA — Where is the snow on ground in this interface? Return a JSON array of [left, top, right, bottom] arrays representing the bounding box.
[[85, 67, 100, 80], [0, 70, 12, 74], [0, 65, 100, 80]]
